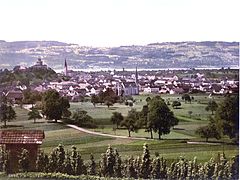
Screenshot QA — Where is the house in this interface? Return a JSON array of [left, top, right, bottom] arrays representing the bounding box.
[[172, 87, 184, 94], [159, 88, 169, 94], [143, 86, 160, 93], [5, 90, 23, 103], [0, 130, 45, 173]]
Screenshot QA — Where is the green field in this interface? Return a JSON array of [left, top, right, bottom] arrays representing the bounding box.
[[70, 94, 219, 133], [1, 94, 238, 163]]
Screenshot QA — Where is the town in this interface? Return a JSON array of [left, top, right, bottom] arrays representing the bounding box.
[[2, 57, 239, 103]]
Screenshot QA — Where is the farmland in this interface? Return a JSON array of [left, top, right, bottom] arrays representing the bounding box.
[[3, 94, 238, 164]]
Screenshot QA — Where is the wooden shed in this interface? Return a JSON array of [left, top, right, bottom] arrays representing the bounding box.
[[0, 130, 45, 173]]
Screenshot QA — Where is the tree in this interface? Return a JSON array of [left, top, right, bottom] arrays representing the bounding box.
[[18, 149, 30, 172], [205, 100, 218, 115], [64, 154, 74, 175], [139, 105, 154, 139], [0, 99, 16, 127], [28, 107, 42, 123], [172, 101, 181, 109], [140, 143, 151, 179], [98, 88, 118, 107], [110, 112, 124, 129], [72, 109, 96, 128], [146, 97, 151, 104], [36, 151, 47, 172], [105, 98, 114, 109], [105, 145, 115, 177], [91, 94, 99, 107], [56, 144, 65, 173], [196, 118, 221, 142], [88, 154, 96, 175], [182, 94, 191, 103], [215, 95, 239, 141], [42, 90, 70, 122], [61, 97, 72, 119], [148, 97, 178, 139], [23, 89, 42, 107], [75, 153, 86, 175], [121, 109, 140, 137], [188, 110, 193, 118], [114, 148, 122, 177], [48, 148, 58, 172]]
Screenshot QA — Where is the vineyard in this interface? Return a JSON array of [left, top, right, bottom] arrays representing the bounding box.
[[0, 143, 239, 179]]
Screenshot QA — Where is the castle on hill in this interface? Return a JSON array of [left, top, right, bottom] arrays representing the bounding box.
[[31, 57, 48, 69]]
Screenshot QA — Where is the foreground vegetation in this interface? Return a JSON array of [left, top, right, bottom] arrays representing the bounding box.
[[0, 91, 238, 179], [1, 144, 239, 179]]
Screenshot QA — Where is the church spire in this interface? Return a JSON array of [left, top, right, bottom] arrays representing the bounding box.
[[135, 66, 138, 84], [64, 58, 68, 76]]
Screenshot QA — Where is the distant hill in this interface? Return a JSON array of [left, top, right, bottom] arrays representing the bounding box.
[[0, 40, 239, 70]]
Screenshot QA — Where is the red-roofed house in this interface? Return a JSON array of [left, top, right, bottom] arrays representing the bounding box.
[[0, 130, 45, 173]]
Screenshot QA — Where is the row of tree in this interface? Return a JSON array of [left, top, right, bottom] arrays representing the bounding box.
[[1, 144, 238, 179]]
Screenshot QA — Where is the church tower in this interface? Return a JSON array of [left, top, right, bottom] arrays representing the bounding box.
[[64, 58, 68, 76], [135, 66, 139, 84]]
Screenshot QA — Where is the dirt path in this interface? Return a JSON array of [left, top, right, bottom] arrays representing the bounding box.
[[66, 124, 152, 140], [22, 105, 172, 141], [187, 141, 221, 145]]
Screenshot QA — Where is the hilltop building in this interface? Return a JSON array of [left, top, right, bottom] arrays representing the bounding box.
[[31, 57, 48, 69]]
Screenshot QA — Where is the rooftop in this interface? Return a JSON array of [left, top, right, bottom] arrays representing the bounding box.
[[0, 130, 45, 144]]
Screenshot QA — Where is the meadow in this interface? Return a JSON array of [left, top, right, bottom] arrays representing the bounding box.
[[2, 94, 238, 163]]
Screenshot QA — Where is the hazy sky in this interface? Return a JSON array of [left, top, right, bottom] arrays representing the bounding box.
[[0, 0, 239, 47]]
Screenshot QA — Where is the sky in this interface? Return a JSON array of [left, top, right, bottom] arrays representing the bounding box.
[[0, 0, 239, 47]]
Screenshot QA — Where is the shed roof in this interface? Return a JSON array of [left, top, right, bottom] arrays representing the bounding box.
[[0, 130, 44, 144]]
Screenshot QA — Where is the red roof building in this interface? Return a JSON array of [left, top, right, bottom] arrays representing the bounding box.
[[0, 130, 45, 173]]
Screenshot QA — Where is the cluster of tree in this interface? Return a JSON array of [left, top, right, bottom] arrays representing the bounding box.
[[182, 94, 192, 103], [111, 96, 178, 139], [41, 90, 95, 128], [0, 67, 57, 87], [22, 89, 42, 105], [67, 109, 97, 128], [1, 144, 238, 179], [91, 88, 119, 108], [196, 95, 239, 143], [41, 90, 71, 122]]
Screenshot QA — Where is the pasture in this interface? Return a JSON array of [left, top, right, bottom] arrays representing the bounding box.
[[1, 94, 237, 163]]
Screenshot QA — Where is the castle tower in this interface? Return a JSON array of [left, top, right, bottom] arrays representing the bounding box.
[[64, 58, 68, 76]]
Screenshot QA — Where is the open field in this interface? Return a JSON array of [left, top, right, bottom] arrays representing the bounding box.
[[70, 94, 221, 135], [0, 95, 237, 164]]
